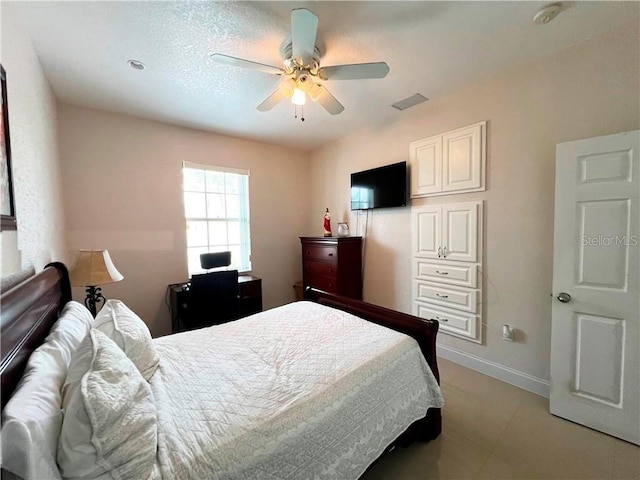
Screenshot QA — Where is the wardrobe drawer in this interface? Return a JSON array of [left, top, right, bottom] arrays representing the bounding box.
[[413, 302, 479, 342], [302, 245, 338, 263], [414, 281, 478, 313], [414, 260, 477, 288], [304, 273, 338, 293]]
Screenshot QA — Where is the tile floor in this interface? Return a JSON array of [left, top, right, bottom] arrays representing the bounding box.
[[362, 358, 639, 480]]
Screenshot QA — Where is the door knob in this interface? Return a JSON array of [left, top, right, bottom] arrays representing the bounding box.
[[556, 292, 572, 303]]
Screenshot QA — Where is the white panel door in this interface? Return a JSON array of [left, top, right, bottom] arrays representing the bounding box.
[[551, 130, 639, 445], [442, 202, 480, 262], [410, 136, 442, 196], [441, 122, 484, 193], [412, 206, 442, 259]]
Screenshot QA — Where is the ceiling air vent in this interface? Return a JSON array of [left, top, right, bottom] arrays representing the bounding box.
[[391, 93, 428, 111]]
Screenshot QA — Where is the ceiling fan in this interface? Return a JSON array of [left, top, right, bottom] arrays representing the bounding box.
[[211, 8, 390, 116]]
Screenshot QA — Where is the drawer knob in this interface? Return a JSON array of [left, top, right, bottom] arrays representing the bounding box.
[[435, 293, 449, 298], [435, 270, 449, 275], [435, 316, 448, 322], [328, 253, 334, 256]]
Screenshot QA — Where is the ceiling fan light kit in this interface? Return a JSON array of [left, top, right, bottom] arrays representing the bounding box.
[[211, 8, 389, 120], [291, 88, 306, 106]]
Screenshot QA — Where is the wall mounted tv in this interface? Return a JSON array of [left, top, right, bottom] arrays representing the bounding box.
[[350, 161, 407, 211]]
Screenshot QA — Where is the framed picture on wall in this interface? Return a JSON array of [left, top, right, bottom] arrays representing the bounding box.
[[1, 64, 17, 230]]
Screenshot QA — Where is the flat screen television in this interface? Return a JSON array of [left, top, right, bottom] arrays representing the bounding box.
[[350, 161, 407, 211]]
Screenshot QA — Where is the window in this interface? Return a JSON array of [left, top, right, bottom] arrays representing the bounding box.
[[182, 162, 251, 274], [351, 186, 374, 210]]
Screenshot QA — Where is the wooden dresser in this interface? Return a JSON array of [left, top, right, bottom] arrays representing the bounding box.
[[300, 237, 363, 300]]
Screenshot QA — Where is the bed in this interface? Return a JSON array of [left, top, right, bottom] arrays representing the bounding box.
[[1, 263, 443, 479]]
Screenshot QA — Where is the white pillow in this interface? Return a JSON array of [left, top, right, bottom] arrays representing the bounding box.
[[58, 329, 157, 480], [1, 301, 92, 480], [94, 299, 159, 381], [45, 301, 94, 365]]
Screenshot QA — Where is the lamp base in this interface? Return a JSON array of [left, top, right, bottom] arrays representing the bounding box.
[[84, 286, 105, 317]]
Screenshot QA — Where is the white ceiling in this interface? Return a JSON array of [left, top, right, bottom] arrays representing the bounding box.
[[8, 1, 639, 151]]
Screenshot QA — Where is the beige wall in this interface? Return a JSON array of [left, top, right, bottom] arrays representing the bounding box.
[[0, 5, 67, 276], [308, 25, 640, 381], [58, 105, 310, 336]]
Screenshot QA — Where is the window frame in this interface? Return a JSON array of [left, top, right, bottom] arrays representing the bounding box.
[[182, 162, 252, 275]]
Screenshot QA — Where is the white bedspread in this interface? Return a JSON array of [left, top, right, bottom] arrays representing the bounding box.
[[150, 301, 443, 480]]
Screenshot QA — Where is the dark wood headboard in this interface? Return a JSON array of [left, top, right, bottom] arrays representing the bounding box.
[[1, 262, 71, 409]]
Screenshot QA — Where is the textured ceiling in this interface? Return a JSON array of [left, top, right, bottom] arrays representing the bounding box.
[[6, 1, 639, 151]]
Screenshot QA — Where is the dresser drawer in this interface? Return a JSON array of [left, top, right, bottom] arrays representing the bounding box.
[[414, 281, 478, 313], [304, 273, 338, 293], [414, 260, 477, 288], [304, 260, 337, 278], [302, 245, 338, 263], [413, 302, 479, 342]]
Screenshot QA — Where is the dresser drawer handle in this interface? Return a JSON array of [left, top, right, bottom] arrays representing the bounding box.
[[328, 253, 334, 256], [435, 293, 449, 298], [435, 316, 448, 322], [435, 270, 449, 275]]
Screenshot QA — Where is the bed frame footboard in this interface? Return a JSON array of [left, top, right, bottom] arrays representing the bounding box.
[[303, 287, 442, 442]]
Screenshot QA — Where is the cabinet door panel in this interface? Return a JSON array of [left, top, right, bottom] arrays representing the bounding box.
[[410, 136, 442, 196], [412, 206, 441, 259], [442, 123, 483, 192], [442, 202, 479, 262]]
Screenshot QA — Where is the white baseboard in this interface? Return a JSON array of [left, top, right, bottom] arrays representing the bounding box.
[[436, 343, 550, 398]]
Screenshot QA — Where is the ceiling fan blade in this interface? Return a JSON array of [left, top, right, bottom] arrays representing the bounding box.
[[291, 8, 318, 65], [257, 90, 286, 111], [211, 53, 284, 75], [314, 86, 345, 115], [319, 62, 390, 81]]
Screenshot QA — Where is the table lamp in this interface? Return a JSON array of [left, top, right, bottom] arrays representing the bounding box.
[[70, 250, 123, 316]]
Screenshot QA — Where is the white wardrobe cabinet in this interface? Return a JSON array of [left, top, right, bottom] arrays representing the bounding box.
[[412, 200, 483, 343], [410, 121, 486, 198], [412, 202, 480, 263]]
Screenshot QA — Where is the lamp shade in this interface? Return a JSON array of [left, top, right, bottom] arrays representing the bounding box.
[[70, 250, 123, 287]]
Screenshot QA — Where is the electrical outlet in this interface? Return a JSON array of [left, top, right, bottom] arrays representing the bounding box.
[[502, 324, 515, 342]]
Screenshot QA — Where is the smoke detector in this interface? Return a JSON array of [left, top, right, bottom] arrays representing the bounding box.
[[533, 3, 562, 25]]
